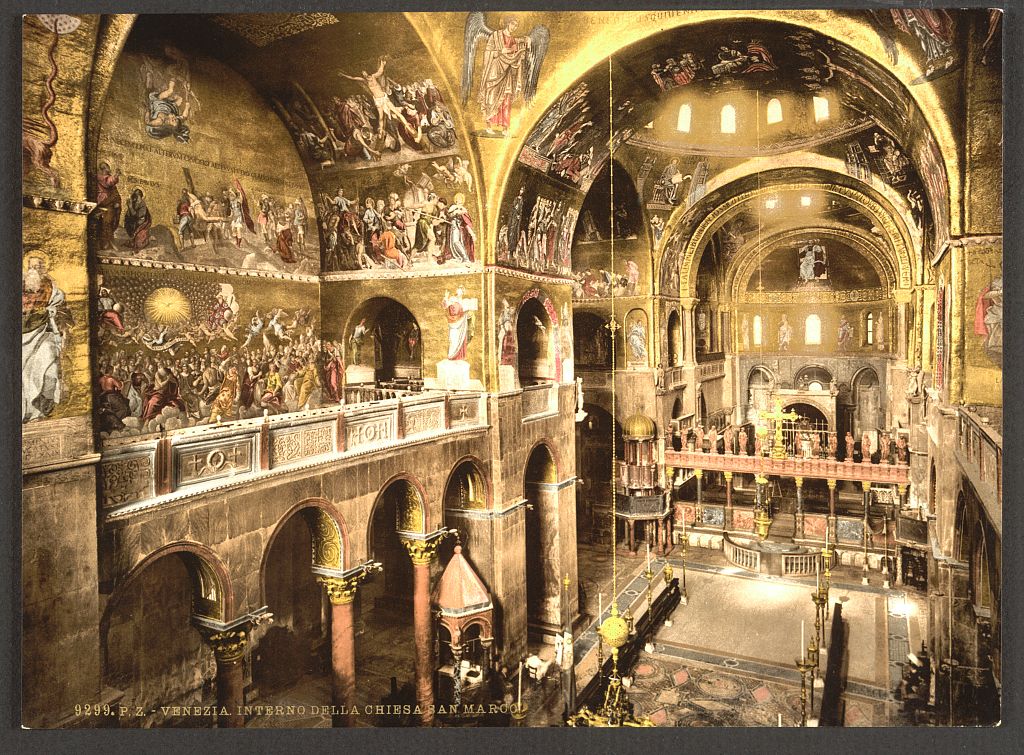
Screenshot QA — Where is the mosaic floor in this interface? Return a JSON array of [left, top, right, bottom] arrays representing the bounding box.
[[625, 648, 887, 727]]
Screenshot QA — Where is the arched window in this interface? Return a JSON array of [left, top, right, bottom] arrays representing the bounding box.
[[805, 314, 822, 345], [865, 312, 875, 346], [676, 103, 692, 133], [766, 98, 782, 124], [752, 315, 763, 346], [720, 104, 736, 134], [813, 96, 830, 122]]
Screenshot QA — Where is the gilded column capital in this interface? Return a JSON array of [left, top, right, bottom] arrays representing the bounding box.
[[401, 537, 441, 565], [862, 482, 871, 492], [754, 474, 768, 485], [694, 469, 703, 480], [826, 479, 837, 490], [794, 476, 803, 488], [206, 629, 248, 663], [723, 471, 733, 481], [318, 574, 365, 605]]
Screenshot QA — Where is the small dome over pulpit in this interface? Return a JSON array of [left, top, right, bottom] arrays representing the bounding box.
[[432, 545, 495, 715]]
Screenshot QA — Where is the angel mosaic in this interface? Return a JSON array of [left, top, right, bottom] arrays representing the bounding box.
[[461, 14, 550, 136]]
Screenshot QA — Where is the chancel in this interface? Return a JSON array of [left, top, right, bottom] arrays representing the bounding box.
[[19, 7, 1001, 731]]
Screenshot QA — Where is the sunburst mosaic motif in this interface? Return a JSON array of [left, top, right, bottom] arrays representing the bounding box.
[[144, 287, 192, 326]]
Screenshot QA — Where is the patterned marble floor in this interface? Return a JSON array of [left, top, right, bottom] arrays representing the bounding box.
[[625, 649, 887, 727]]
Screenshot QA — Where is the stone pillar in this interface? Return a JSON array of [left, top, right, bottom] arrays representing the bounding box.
[[206, 629, 248, 728], [724, 471, 734, 530], [402, 538, 440, 726], [862, 482, 872, 585], [319, 575, 366, 727], [628, 520, 636, 554], [795, 476, 804, 538]]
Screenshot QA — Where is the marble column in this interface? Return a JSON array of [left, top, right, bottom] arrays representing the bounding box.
[[724, 471, 734, 530], [319, 575, 363, 727], [402, 538, 440, 726], [206, 629, 248, 728]]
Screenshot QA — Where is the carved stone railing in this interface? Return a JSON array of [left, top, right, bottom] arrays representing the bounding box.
[[955, 407, 1002, 534], [100, 390, 487, 517], [724, 537, 761, 572], [666, 365, 686, 389], [782, 552, 819, 577], [521, 381, 557, 420], [664, 448, 910, 485]]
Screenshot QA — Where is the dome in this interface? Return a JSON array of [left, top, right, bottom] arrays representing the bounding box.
[[623, 413, 657, 439], [432, 545, 493, 617]]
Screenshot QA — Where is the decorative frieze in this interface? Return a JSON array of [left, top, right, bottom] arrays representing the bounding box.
[[101, 453, 154, 508], [269, 423, 335, 468], [346, 413, 396, 450], [174, 437, 255, 488], [404, 406, 444, 437], [448, 397, 480, 427]]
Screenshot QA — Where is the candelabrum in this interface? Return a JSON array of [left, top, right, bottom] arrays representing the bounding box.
[[795, 654, 815, 726], [812, 589, 827, 653], [807, 636, 820, 712]]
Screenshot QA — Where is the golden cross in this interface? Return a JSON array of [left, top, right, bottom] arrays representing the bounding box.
[[758, 396, 800, 459], [604, 317, 621, 340]]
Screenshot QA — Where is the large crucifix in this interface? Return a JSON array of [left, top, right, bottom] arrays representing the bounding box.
[[758, 396, 799, 459]]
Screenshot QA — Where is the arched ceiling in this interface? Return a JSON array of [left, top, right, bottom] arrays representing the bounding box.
[[90, 11, 977, 280]]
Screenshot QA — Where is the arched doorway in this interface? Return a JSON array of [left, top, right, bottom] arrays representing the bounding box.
[[346, 298, 422, 389], [575, 404, 623, 544], [256, 511, 333, 702], [101, 548, 227, 727], [746, 366, 773, 422], [359, 478, 426, 712], [517, 298, 553, 386], [524, 443, 562, 639], [852, 367, 881, 437], [667, 309, 682, 367], [784, 402, 829, 428]]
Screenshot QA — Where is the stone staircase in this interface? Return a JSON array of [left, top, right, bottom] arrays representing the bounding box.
[[768, 511, 797, 541]]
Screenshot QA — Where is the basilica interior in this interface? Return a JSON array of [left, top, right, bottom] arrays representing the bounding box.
[[20, 9, 1002, 729]]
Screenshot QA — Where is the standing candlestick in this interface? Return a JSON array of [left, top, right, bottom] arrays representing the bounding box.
[[801, 620, 805, 661], [646, 542, 651, 570]]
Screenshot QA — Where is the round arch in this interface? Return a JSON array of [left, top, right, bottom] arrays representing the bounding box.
[[370, 474, 430, 541], [524, 441, 560, 489], [105, 541, 233, 626], [670, 181, 915, 299], [727, 224, 900, 303], [794, 364, 835, 389], [260, 498, 349, 603], [483, 12, 958, 261], [345, 297, 423, 386], [516, 287, 562, 385], [443, 456, 492, 512]]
